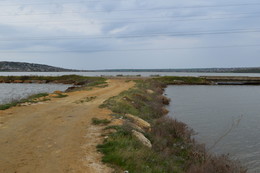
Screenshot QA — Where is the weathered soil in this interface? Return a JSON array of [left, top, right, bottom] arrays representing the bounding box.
[[0, 79, 134, 173]]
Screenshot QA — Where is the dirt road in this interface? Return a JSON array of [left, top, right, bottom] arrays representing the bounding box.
[[0, 79, 134, 173]]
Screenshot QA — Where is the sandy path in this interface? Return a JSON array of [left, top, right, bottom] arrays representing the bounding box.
[[0, 79, 134, 173]]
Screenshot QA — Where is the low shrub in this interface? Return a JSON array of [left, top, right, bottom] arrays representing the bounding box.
[[187, 155, 247, 173], [92, 118, 111, 125]]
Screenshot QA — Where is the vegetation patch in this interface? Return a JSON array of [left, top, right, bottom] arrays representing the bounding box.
[[98, 79, 246, 173], [53, 93, 68, 98], [67, 79, 108, 92], [97, 125, 183, 173], [86, 81, 108, 87], [155, 76, 209, 85], [100, 80, 168, 121], [85, 87, 93, 91], [0, 75, 106, 86], [27, 93, 49, 99], [92, 118, 111, 125], [0, 93, 49, 110], [74, 96, 97, 104], [0, 102, 18, 110], [95, 84, 109, 88]]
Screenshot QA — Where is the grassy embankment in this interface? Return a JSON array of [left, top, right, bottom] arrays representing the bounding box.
[[0, 75, 106, 85], [0, 75, 106, 110], [155, 76, 209, 85], [97, 78, 246, 173]]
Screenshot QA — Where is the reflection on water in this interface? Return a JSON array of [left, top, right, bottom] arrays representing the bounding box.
[[0, 84, 71, 104], [166, 85, 260, 173]]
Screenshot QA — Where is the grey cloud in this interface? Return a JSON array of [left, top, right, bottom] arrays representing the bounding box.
[[0, 0, 259, 69]]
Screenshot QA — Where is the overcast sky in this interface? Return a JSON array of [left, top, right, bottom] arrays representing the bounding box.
[[0, 0, 260, 70]]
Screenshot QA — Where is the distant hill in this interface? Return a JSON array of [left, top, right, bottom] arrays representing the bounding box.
[[232, 68, 260, 73], [97, 67, 260, 73], [1, 61, 259, 73], [0, 61, 77, 72]]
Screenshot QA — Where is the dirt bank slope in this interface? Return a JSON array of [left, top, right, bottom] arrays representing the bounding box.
[[0, 79, 134, 173]]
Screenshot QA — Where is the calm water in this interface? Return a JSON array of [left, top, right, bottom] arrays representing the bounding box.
[[165, 85, 260, 173], [0, 71, 260, 77], [0, 84, 71, 104]]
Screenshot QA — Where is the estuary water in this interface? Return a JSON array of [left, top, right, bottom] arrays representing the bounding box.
[[0, 71, 260, 77], [0, 84, 71, 104], [165, 85, 260, 173]]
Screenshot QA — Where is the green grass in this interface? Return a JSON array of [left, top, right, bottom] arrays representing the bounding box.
[[0, 102, 18, 110], [80, 81, 108, 91], [27, 93, 49, 100], [86, 81, 107, 87], [92, 118, 111, 125], [53, 93, 68, 98], [0, 93, 49, 110], [41, 98, 51, 102], [98, 125, 183, 173], [100, 80, 167, 121]]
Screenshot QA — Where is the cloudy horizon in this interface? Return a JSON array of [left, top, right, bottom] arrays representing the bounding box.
[[0, 0, 260, 70]]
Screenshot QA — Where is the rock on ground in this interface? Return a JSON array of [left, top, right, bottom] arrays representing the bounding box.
[[125, 114, 151, 132], [132, 130, 152, 148]]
